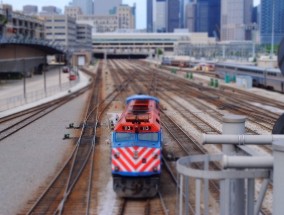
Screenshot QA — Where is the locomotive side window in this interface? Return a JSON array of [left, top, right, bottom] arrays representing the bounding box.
[[138, 133, 159, 141], [116, 133, 135, 141]]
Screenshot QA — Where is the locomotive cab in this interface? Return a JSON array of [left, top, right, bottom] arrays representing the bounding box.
[[111, 95, 162, 198]]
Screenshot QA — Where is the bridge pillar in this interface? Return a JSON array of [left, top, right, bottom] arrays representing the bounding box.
[[104, 51, 107, 61], [221, 115, 246, 215]]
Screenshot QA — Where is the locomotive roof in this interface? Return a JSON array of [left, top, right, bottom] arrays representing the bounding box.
[[126, 95, 159, 104]]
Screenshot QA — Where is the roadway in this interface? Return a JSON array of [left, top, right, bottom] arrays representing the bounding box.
[[0, 66, 92, 117]]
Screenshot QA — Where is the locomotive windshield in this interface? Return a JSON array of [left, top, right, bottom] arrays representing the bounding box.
[[115, 133, 135, 141], [115, 132, 159, 142], [138, 133, 159, 141]]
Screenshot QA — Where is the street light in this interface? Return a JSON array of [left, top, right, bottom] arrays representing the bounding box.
[[270, 0, 275, 59], [22, 59, 27, 102]]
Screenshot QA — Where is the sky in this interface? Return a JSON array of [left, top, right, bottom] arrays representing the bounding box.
[[5, 0, 261, 29]]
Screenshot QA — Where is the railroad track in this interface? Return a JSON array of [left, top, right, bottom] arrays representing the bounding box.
[[0, 85, 90, 142], [24, 61, 132, 215]]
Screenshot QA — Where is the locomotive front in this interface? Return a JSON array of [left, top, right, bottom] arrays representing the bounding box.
[[111, 95, 162, 198]]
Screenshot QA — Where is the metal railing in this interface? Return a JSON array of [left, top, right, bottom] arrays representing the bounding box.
[[176, 114, 284, 215], [0, 80, 78, 112]]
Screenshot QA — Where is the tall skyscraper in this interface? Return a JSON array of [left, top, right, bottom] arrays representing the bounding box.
[[93, 0, 122, 16], [221, 0, 252, 41], [208, 0, 220, 38], [195, 0, 209, 33], [185, 2, 196, 32], [260, 0, 284, 45], [179, 0, 185, 28], [185, 0, 220, 38], [155, 0, 167, 32], [167, 0, 180, 32], [147, 0, 153, 32], [71, 0, 93, 15]]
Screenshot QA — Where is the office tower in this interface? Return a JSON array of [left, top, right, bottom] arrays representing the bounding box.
[[260, 0, 284, 45], [71, 0, 93, 15], [167, 0, 180, 32], [185, 0, 220, 38], [93, 0, 122, 16], [117, 4, 136, 29], [221, 0, 252, 41], [185, 1, 196, 32], [43, 15, 77, 49], [155, 0, 166, 32], [208, 0, 220, 38], [147, 0, 153, 32], [23, 5, 38, 15], [65, 6, 83, 19], [180, 0, 185, 28], [41, 6, 61, 14], [195, 0, 209, 33]]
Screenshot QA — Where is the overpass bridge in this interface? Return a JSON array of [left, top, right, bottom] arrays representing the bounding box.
[[0, 37, 68, 78], [92, 32, 214, 59]]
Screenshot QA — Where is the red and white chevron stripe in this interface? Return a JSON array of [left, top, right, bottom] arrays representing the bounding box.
[[112, 146, 161, 172]]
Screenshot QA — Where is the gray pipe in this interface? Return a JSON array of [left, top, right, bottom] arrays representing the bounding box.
[[202, 134, 284, 145], [222, 155, 274, 169]]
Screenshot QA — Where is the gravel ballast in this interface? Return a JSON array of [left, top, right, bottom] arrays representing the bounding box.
[[0, 89, 88, 215]]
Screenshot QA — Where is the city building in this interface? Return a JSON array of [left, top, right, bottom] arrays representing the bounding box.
[[76, 23, 92, 50], [260, 0, 284, 45], [77, 4, 135, 33], [185, 2, 196, 32], [184, 0, 220, 38], [179, 0, 185, 28], [43, 15, 77, 50], [22, 5, 38, 15], [195, 0, 209, 33], [40, 6, 61, 15], [154, 0, 167, 32], [117, 4, 135, 30], [208, 0, 221, 39], [64, 6, 83, 19], [78, 15, 117, 33], [167, 0, 180, 32], [93, 0, 122, 16], [146, 0, 153, 32], [221, 0, 253, 41], [70, 0, 93, 15], [0, 4, 44, 39], [92, 32, 216, 58]]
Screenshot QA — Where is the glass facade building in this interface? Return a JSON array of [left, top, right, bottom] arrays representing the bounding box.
[[93, 0, 122, 16], [260, 0, 284, 45], [71, 0, 93, 15], [167, 0, 180, 32], [147, 0, 153, 32], [221, 0, 252, 41], [155, 0, 167, 32]]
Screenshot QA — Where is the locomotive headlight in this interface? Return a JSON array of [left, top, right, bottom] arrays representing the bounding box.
[[133, 151, 138, 160], [114, 152, 120, 159], [115, 166, 120, 171], [153, 167, 158, 172]]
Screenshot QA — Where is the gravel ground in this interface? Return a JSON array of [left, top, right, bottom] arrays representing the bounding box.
[[0, 65, 96, 215], [0, 91, 89, 215]]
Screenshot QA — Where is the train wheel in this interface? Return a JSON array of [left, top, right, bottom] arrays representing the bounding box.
[[272, 113, 284, 134]]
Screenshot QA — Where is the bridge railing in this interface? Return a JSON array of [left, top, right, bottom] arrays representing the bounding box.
[[176, 115, 283, 215], [0, 36, 67, 53]]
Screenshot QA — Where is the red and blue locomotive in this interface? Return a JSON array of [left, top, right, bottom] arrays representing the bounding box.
[[111, 95, 162, 198]]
